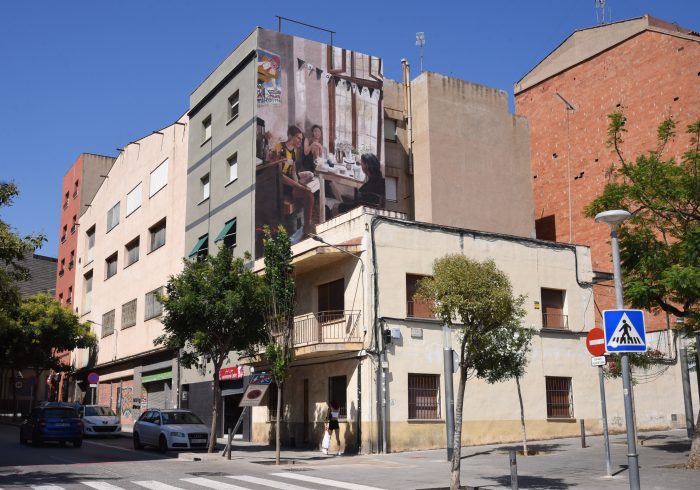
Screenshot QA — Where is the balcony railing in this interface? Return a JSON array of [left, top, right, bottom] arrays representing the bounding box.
[[293, 310, 362, 346], [542, 313, 569, 330], [407, 300, 436, 319]]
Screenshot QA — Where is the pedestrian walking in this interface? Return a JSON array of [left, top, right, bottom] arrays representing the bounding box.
[[322, 400, 341, 455]]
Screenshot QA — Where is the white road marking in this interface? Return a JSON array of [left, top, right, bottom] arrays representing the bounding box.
[[32, 487, 65, 490], [228, 475, 312, 490], [133, 482, 185, 490], [271, 473, 386, 490], [182, 477, 250, 490], [82, 483, 125, 490]]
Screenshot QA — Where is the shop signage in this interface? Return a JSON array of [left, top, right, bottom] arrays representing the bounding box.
[[219, 366, 244, 381]]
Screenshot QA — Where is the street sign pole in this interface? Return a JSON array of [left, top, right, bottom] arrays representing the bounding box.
[[586, 329, 612, 477], [611, 224, 640, 490], [598, 365, 612, 477]]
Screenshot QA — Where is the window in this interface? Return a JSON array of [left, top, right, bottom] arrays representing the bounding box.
[[535, 215, 556, 242], [408, 374, 440, 420], [328, 375, 347, 419], [149, 159, 169, 197], [73, 180, 79, 198], [63, 191, 69, 209], [200, 174, 210, 201], [145, 287, 164, 320], [149, 219, 166, 252], [71, 215, 77, 234], [59, 259, 65, 277], [68, 250, 75, 270], [105, 252, 118, 279], [67, 286, 73, 305], [546, 377, 574, 418], [318, 278, 344, 316], [386, 176, 398, 202], [541, 288, 567, 329], [106, 202, 120, 232], [384, 118, 397, 142], [125, 237, 140, 267], [83, 271, 93, 313], [61, 225, 67, 243], [215, 218, 236, 251], [406, 274, 435, 318], [121, 299, 137, 329], [202, 116, 212, 142], [58, 293, 63, 304], [189, 234, 209, 262], [227, 153, 238, 183], [102, 310, 115, 338], [228, 91, 239, 121], [86, 226, 95, 264], [126, 182, 142, 216]]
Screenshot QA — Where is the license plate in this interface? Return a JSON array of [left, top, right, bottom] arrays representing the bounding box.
[[191, 438, 206, 443], [54, 423, 69, 427]]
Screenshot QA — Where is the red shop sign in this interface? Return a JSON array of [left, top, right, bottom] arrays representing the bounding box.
[[219, 366, 244, 381]]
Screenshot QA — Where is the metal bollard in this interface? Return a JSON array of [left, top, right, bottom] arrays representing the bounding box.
[[227, 427, 233, 460], [509, 449, 518, 490], [580, 419, 586, 448]]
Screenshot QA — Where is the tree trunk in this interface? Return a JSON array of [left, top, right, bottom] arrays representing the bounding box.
[[450, 363, 467, 490], [12, 371, 18, 421], [688, 410, 700, 469], [275, 382, 282, 465], [209, 365, 221, 453], [31, 369, 42, 410], [516, 376, 528, 455]]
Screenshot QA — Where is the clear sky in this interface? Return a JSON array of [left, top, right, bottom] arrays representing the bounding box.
[[1, 0, 698, 255]]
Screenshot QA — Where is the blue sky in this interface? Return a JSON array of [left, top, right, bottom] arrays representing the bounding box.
[[1, 0, 698, 255]]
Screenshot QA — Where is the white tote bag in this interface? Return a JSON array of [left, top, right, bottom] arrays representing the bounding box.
[[321, 431, 330, 450]]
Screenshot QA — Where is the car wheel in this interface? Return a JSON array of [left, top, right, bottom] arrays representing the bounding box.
[[73, 439, 83, 448], [133, 432, 144, 450], [158, 435, 168, 454]]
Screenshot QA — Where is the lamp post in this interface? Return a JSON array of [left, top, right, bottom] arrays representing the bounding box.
[[595, 209, 640, 490], [443, 324, 455, 461]]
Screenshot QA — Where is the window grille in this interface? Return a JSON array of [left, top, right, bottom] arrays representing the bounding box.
[[545, 376, 574, 418], [145, 287, 163, 320], [408, 374, 440, 419], [121, 299, 137, 329]]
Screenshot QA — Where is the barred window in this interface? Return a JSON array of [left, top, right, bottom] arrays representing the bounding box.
[[145, 287, 163, 320], [102, 310, 115, 338], [546, 376, 574, 419], [121, 299, 137, 329], [408, 374, 440, 420]]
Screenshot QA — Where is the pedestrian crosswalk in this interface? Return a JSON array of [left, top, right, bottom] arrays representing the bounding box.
[[27, 472, 386, 490]]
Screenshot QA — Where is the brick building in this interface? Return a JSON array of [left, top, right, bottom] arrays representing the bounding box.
[[514, 15, 700, 331]]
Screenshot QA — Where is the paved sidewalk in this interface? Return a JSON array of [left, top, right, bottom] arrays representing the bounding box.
[[181, 429, 698, 489]]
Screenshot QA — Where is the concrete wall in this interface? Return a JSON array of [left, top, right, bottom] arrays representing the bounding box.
[[410, 72, 535, 238]]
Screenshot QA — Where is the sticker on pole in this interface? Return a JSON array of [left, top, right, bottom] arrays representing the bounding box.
[[603, 310, 647, 352]]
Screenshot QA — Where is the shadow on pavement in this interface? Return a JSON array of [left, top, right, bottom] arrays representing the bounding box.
[[642, 441, 691, 454], [495, 443, 567, 454], [461, 449, 494, 459], [485, 474, 575, 489], [0, 471, 123, 486]]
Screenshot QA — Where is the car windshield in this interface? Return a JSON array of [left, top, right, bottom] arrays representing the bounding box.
[[44, 408, 77, 418], [161, 412, 203, 425], [85, 406, 116, 417]]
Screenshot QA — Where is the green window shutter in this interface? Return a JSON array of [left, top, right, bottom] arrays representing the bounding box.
[[188, 234, 208, 257], [215, 219, 236, 242]]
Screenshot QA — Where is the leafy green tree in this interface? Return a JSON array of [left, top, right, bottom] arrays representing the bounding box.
[[417, 255, 526, 490], [585, 113, 700, 468], [155, 246, 268, 453], [474, 324, 535, 455], [0, 182, 45, 329], [9, 293, 95, 407], [262, 225, 295, 465]]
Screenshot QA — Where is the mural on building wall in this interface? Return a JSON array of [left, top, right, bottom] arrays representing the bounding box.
[[255, 30, 385, 256]]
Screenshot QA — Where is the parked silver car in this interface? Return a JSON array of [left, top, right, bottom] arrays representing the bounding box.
[[133, 409, 209, 453]]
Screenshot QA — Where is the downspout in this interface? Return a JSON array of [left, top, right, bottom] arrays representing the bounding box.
[[356, 357, 362, 453], [401, 59, 414, 176]]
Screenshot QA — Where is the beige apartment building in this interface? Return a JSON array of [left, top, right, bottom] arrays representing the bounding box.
[[245, 207, 694, 453], [72, 116, 188, 427]]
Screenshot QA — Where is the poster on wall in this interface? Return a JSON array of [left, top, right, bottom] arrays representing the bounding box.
[[254, 30, 386, 257]]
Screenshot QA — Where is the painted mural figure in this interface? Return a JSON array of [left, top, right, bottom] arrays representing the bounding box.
[[334, 153, 385, 215]]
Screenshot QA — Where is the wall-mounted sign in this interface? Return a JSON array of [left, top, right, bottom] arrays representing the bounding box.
[[219, 366, 245, 381], [534, 301, 541, 310], [250, 373, 273, 385]]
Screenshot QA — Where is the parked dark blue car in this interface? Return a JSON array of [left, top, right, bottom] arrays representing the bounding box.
[[19, 403, 83, 447]]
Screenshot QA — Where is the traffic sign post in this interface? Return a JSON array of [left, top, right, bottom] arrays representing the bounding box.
[[586, 327, 612, 477]]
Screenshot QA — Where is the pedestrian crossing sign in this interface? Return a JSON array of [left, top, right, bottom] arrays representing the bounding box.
[[603, 309, 647, 352]]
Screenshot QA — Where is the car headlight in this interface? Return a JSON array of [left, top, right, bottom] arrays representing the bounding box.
[[170, 431, 186, 438]]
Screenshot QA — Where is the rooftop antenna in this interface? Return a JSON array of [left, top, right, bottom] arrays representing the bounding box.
[[595, 0, 607, 24], [415, 32, 425, 73]]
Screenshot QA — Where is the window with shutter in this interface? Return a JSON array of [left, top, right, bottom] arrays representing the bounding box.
[[149, 159, 169, 197]]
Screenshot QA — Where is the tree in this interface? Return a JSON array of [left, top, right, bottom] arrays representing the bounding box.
[[7, 293, 95, 407], [0, 182, 45, 329], [261, 226, 295, 465], [155, 246, 267, 453], [585, 113, 700, 468], [417, 255, 526, 490], [474, 324, 535, 455]]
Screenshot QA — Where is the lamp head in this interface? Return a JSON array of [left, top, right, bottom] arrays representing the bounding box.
[[309, 233, 324, 243], [595, 210, 631, 228]]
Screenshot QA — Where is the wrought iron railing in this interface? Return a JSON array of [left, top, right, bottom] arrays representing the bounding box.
[[542, 313, 569, 330]]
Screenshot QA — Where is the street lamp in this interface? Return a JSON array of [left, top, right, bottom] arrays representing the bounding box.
[[595, 209, 640, 490]]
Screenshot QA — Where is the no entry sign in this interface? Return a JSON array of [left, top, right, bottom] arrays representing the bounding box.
[[586, 328, 606, 357]]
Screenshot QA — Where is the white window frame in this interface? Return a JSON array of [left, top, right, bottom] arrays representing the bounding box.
[[86, 226, 96, 264], [227, 153, 238, 183], [149, 159, 169, 197], [228, 91, 240, 121], [202, 116, 212, 143], [126, 182, 142, 216], [201, 174, 210, 202]]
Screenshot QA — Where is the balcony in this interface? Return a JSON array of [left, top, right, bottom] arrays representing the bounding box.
[[542, 313, 569, 330], [250, 310, 364, 363]]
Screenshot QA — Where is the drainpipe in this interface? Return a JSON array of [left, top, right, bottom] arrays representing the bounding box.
[[357, 357, 362, 453], [401, 59, 414, 176]]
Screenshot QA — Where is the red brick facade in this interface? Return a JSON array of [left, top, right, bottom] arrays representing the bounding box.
[[515, 29, 700, 331]]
